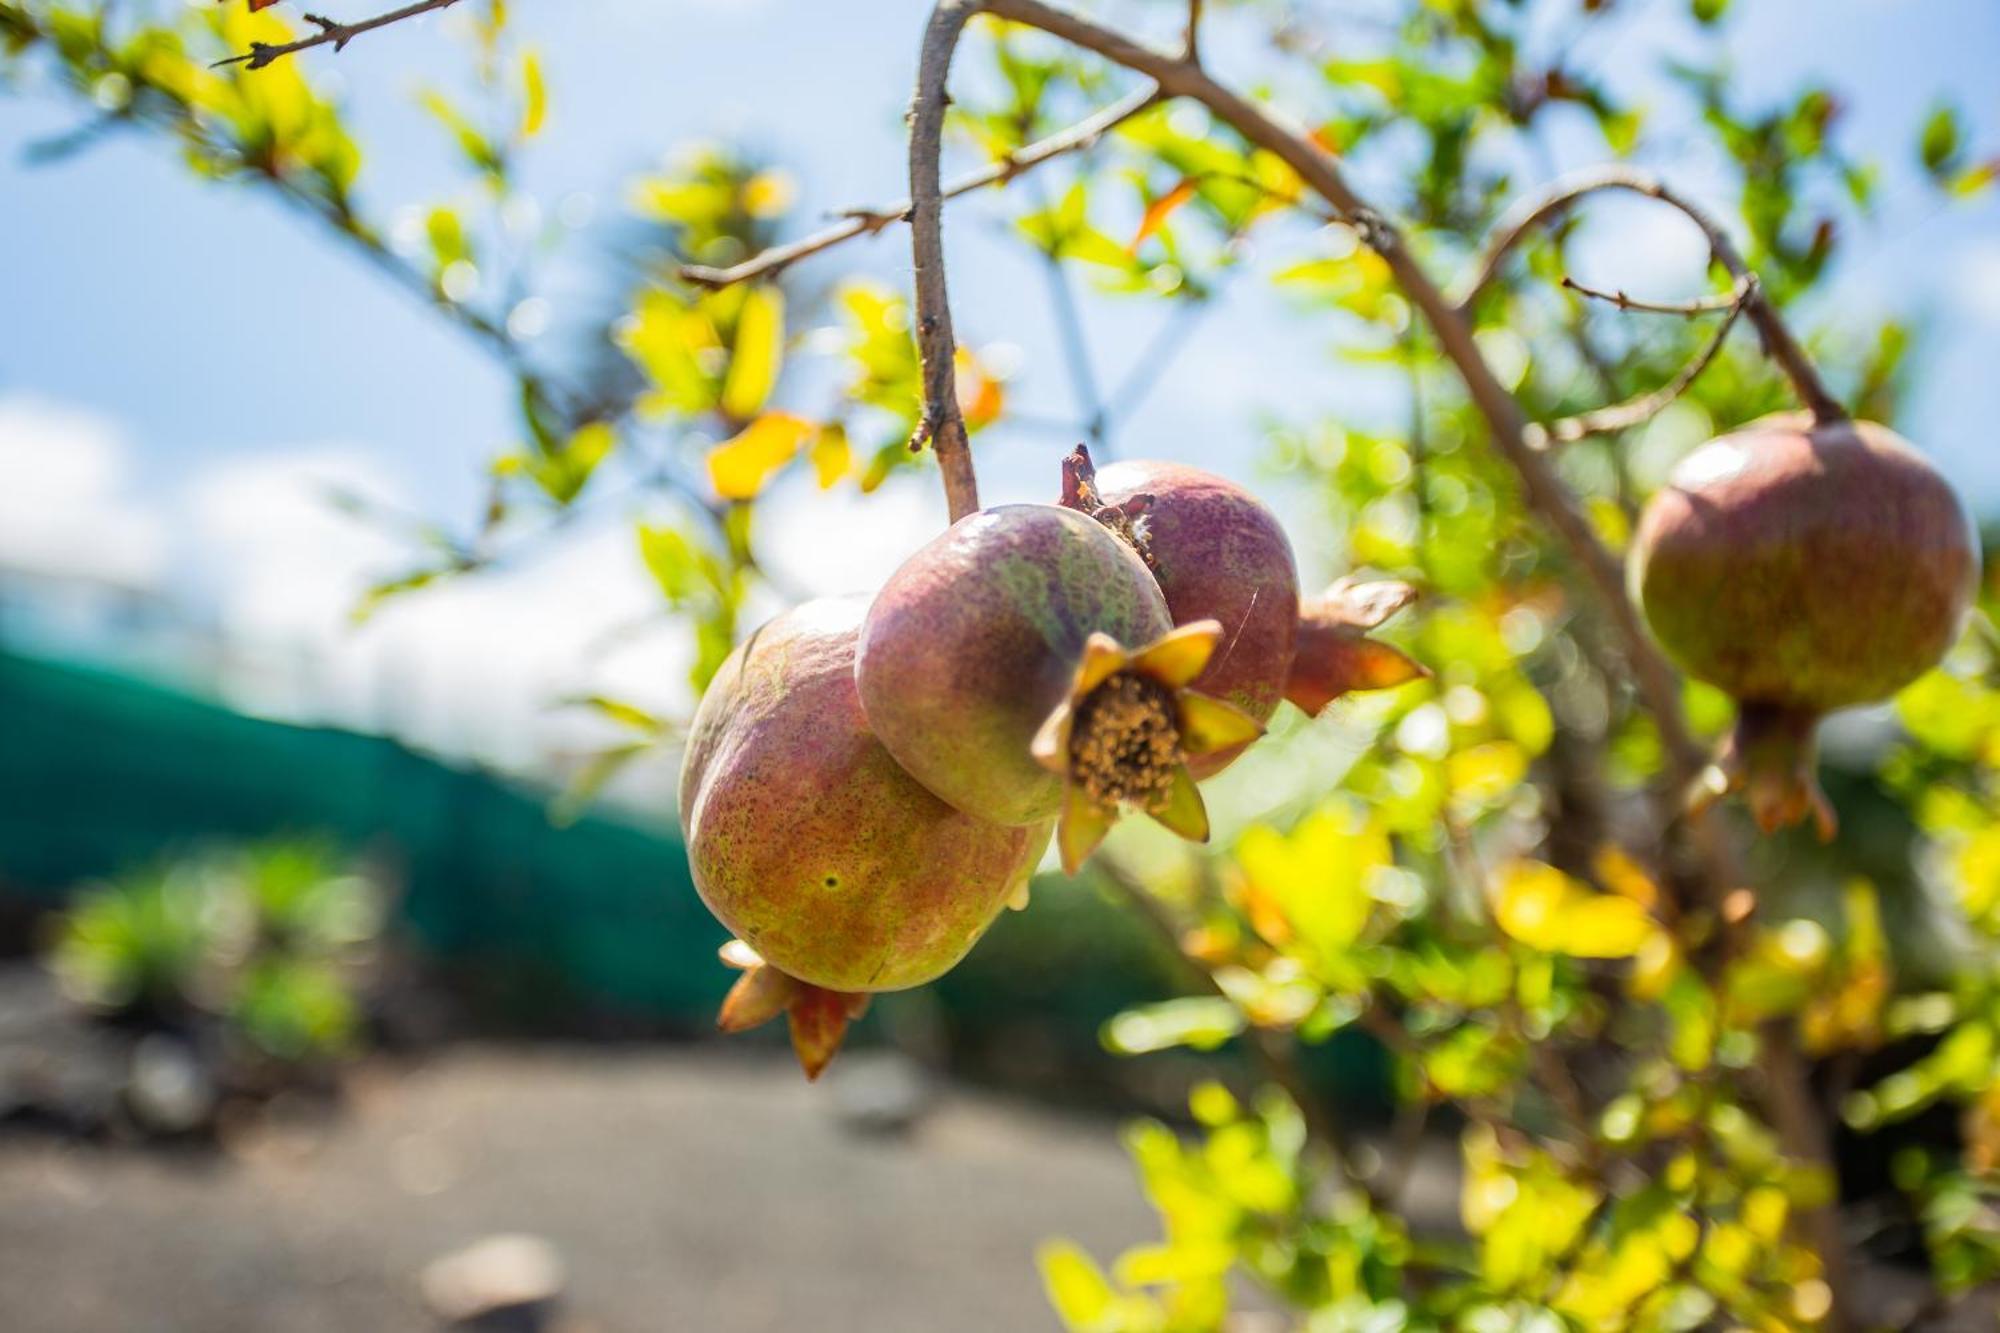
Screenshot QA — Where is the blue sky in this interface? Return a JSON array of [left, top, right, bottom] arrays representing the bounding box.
[[1, 0, 1996, 780]]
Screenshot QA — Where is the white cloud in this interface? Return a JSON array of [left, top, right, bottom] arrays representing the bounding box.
[[0, 395, 167, 587], [0, 397, 702, 782]]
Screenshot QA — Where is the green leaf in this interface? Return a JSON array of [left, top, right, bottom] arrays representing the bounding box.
[[1921, 104, 1962, 176], [564, 694, 668, 736], [637, 524, 705, 603]]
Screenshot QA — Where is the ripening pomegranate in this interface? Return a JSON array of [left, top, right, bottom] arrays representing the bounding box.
[[1630, 413, 1977, 837], [1059, 445, 1425, 769], [680, 596, 1046, 1077], [856, 503, 1262, 872], [1064, 449, 1299, 778]]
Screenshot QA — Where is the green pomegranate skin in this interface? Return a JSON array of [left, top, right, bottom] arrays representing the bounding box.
[[680, 597, 1044, 994], [856, 504, 1172, 826], [1631, 415, 1977, 714], [1094, 460, 1299, 778]]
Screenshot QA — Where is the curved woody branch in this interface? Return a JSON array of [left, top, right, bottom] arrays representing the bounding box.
[[1452, 165, 1848, 425]]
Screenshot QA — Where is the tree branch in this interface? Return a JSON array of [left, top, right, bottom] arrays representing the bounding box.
[[215, 0, 463, 70], [907, 0, 988, 523], [1451, 166, 1848, 425], [680, 84, 1159, 291], [1527, 276, 1754, 449]]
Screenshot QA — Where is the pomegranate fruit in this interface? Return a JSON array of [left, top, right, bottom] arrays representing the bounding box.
[[1630, 413, 1977, 837], [680, 596, 1046, 1076], [856, 503, 1262, 872], [1059, 445, 1426, 755], [1064, 448, 1300, 778]]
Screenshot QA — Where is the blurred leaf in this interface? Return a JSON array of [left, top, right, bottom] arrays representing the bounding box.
[[1103, 996, 1244, 1054], [1037, 1241, 1120, 1332], [707, 411, 813, 500], [809, 422, 852, 488], [519, 49, 546, 138], [1493, 860, 1655, 958], [1234, 805, 1390, 963], [720, 286, 784, 421], [551, 741, 654, 826], [1131, 176, 1197, 252], [1920, 103, 1963, 177]]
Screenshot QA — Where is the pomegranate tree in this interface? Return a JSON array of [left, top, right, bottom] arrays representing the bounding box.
[[1631, 412, 1977, 836]]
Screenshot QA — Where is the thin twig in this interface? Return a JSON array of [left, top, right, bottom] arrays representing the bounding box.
[[214, 0, 462, 70], [907, 0, 987, 523], [1560, 275, 1746, 316], [679, 84, 1160, 291], [1184, 0, 1204, 63], [1450, 166, 1849, 426], [1527, 276, 1754, 449]]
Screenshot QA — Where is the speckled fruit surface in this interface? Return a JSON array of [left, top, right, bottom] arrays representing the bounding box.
[[1631, 414, 1975, 714], [679, 597, 1045, 994], [1094, 460, 1299, 778], [856, 504, 1173, 826]]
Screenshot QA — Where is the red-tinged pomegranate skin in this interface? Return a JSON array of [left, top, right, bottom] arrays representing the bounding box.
[[1092, 461, 1300, 778], [856, 504, 1173, 826], [1631, 415, 1976, 714], [680, 597, 1045, 994]]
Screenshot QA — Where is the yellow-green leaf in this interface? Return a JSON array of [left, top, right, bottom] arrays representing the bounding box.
[[809, 423, 852, 488], [720, 286, 784, 421], [1235, 805, 1389, 961], [1492, 859, 1655, 958], [1037, 1241, 1117, 1332], [519, 50, 547, 139], [707, 412, 813, 500]]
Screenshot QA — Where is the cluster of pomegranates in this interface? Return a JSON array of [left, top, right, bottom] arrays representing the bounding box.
[[681, 404, 1976, 1077], [677, 446, 1423, 1076]]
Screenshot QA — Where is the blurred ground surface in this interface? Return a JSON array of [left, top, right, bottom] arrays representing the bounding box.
[[0, 1047, 1156, 1333]]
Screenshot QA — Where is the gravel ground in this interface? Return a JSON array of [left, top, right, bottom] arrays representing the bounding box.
[[0, 1047, 1157, 1333]]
